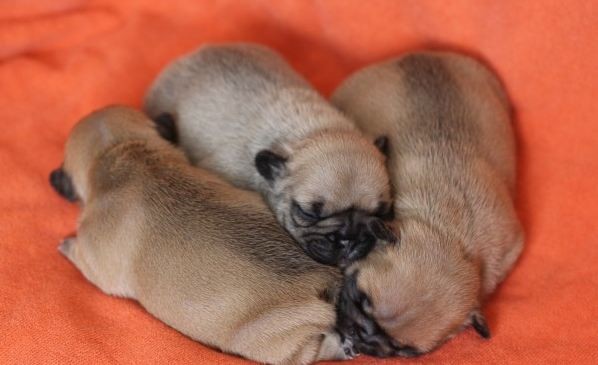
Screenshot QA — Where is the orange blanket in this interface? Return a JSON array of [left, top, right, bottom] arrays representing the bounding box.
[[1, 1, 596, 364]]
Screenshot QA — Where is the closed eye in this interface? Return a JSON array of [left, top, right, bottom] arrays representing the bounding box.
[[292, 200, 319, 221]]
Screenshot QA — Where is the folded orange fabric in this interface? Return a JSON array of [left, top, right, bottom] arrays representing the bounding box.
[[1, 1, 596, 364]]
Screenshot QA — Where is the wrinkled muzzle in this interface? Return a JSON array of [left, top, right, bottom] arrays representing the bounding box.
[[302, 211, 398, 267], [335, 272, 421, 358]]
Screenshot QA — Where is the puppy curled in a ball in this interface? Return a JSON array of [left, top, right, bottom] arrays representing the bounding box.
[[331, 52, 524, 357], [49, 106, 354, 365], [144, 43, 396, 267]]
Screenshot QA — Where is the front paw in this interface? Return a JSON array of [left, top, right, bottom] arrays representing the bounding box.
[[58, 237, 76, 258], [340, 335, 357, 359], [316, 331, 357, 361]]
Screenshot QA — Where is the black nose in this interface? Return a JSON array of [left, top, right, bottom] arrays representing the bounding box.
[[338, 234, 376, 267], [333, 214, 381, 267]]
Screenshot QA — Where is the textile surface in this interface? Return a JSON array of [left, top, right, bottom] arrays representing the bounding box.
[[1, 1, 596, 364]]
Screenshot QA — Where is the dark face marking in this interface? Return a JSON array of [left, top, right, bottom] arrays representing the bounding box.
[[368, 218, 398, 244], [295, 211, 374, 267], [255, 149, 287, 182], [300, 235, 341, 266], [375, 201, 395, 220], [49, 167, 77, 202], [311, 201, 324, 216], [336, 272, 422, 358], [291, 200, 320, 226], [291, 204, 397, 267], [374, 136, 390, 157], [153, 113, 178, 144]]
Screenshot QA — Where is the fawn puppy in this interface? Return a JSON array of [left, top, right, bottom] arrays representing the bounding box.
[[49, 106, 352, 365], [144, 43, 396, 267], [332, 52, 524, 356]]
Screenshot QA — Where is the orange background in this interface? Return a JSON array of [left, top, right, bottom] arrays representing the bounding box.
[[1, 1, 597, 364]]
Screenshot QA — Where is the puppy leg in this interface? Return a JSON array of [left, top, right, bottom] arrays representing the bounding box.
[[58, 237, 77, 260], [278, 328, 352, 365], [231, 301, 351, 365], [314, 331, 355, 361], [58, 236, 98, 286], [495, 226, 524, 288], [58, 235, 128, 297]]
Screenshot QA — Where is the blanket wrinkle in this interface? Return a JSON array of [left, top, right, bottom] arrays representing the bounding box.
[[0, 7, 121, 60]]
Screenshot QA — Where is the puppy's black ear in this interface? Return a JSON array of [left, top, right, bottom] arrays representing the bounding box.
[[153, 113, 177, 144], [374, 136, 390, 157], [49, 168, 77, 202], [470, 310, 491, 339], [255, 150, 287, 182], [368, 218, 398, 244]]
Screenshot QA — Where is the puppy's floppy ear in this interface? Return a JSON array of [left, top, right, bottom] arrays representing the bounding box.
[[49, 167, 77, 202], [255, 150, 287, 182], [470, 310, 491, 339], [153, 113, 177, 144], [374, 136, 390, 157], [368, 218, 398, 244]]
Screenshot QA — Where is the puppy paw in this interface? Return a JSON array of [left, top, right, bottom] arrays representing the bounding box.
[[317, 331, 356, 361], [58, 237, 76, 258], [341, 335, 358, 359]]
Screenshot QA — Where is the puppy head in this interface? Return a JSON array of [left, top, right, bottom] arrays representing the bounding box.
[[50, 106, 166, 202], [255, 132, 395, 267], [338, 220, 487, 357]]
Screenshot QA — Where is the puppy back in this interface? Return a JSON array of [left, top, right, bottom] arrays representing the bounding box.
[[144, 43, 309, 119], [93, 138, 339, 283]]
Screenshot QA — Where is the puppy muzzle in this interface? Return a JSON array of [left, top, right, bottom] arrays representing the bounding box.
[[301, 214, 398, 267], [302, 233, 376, 267], [336, 272, 422, 358]]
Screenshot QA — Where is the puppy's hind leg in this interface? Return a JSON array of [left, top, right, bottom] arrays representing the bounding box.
[[59, 236, 101, 287], [278, 329, 353, 365], [58, 236, 79, 264], [315, 331, 355, 361], [231, 300, 353, 365], [58, 236, 117, 296], [58, 236, 97, 284]]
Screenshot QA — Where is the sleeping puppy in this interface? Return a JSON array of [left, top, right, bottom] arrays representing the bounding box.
[[49, 106, 353, 365], [144, 43, 396, 267], [331, 52, 524, 356]]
